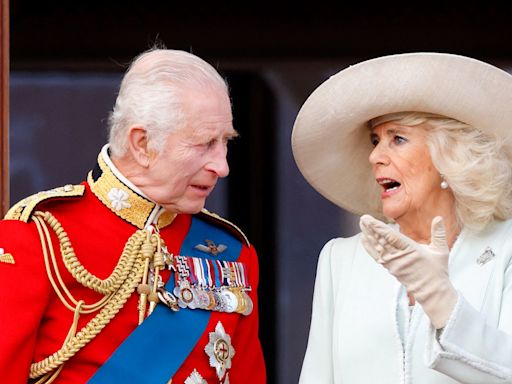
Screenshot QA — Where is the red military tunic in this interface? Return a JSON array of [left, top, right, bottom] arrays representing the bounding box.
[[0, 149, 266, 383]]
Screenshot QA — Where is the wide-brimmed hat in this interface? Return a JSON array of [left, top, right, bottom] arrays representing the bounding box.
[[292, 52, 512, 219]]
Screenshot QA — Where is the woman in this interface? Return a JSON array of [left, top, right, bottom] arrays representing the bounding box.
[[292, 53, 512, 383]]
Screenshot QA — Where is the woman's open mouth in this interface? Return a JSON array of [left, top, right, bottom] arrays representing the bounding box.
[[377, 178, 401, 196]]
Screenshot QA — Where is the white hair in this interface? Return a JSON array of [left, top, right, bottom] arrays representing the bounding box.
[[108, 48, 229, 157], [372, 112, 512, 231]]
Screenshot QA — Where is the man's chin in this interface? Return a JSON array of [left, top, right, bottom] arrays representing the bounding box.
[[163, 201, 206, 215]]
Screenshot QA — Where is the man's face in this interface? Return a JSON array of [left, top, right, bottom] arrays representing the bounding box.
[[144, 87, 236, 214]]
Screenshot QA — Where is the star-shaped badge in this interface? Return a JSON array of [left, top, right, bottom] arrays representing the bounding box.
[[204, 321, 235, 380], [184, 369, 207, 384]]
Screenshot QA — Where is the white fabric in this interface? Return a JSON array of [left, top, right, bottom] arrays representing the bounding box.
[[299, 219, 512, 384]]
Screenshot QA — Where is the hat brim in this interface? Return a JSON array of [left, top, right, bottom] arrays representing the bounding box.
[[292, 52, 512, 219]]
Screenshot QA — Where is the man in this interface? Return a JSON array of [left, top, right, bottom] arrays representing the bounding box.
[[0, 49, 266, 383]]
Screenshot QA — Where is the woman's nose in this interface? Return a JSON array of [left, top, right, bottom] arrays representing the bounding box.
[[368, 143, 390, 166]]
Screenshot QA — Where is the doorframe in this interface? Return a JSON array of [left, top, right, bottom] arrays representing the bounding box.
[[1, 0, 9, 215]]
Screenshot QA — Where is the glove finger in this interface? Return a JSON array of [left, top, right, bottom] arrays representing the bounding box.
[[365, 219, 409, 251], [360, 214, 387, 230], [361, 234, 383, 262], [359, 214, 375, 233], [430, 216, 448, 250], [383, 230, 409, 250]]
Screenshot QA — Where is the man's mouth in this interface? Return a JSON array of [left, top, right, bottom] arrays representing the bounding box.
[[377, 178, 401, 192], [191, 184, 215, 194], [192, 185, 210, 190]]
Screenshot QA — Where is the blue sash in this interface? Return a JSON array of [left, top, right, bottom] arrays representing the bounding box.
[[88, 216, 243, 383]]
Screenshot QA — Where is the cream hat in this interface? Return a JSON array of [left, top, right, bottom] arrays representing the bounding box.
[[291, 52, 512, 219]]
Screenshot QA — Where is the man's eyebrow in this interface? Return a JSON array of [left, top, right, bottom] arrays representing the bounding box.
[[227, 130, 240, 139]]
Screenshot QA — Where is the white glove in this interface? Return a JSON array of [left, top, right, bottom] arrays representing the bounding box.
[[359, 214, 457, 329]]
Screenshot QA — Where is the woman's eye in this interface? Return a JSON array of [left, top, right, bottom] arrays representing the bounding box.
[[370, 134, 379, 146], [393, 135, 407, 144]]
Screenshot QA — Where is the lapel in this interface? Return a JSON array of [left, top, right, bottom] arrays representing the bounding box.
[[449, 220, 511, 311]]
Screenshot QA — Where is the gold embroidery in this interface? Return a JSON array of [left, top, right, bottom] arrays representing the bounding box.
[[199, 209, 249, 246], [88, 154, 177, 229], [157, 211, 177, 229], [88, 155, 156, 229], [4, 185, 85, 222], [0, 253, 14, 264]]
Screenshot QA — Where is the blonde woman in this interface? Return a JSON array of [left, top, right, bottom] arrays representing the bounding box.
[[293, 53, 512, 384]]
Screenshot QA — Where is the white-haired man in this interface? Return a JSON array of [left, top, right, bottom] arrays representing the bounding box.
[[0, 49, 266, 384]]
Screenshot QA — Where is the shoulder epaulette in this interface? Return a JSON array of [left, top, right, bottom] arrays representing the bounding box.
[[197, 209, 250, 247], [5, 184, 85, 222]]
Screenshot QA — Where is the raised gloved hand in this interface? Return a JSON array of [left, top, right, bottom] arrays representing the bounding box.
[[359, 214, 458, 329]]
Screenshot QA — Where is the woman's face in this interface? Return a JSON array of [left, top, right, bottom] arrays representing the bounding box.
[[369, 121, 450, 224]]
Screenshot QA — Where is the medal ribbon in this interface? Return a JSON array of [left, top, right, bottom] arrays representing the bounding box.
[[87, 215, 243, 384]]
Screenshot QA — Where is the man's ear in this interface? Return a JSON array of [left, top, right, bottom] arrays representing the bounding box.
[[127, 126, 151, 167]]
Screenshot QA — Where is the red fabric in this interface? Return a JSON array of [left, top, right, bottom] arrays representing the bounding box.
[[0, 183, 265, 383]]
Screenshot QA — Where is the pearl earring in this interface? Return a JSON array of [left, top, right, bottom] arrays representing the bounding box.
[[440, 175, 449, 189]]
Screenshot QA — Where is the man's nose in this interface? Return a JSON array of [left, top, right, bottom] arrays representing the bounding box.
[[207, 150, 230, 178]]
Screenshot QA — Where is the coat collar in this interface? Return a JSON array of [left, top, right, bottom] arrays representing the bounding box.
[[87, 145, 176, 229]]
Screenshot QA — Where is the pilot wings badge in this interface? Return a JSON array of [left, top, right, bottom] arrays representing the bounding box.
[[194, 239, 227, 256]]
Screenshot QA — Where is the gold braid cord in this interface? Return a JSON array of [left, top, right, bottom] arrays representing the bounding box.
[[29, 211, 161, 382]]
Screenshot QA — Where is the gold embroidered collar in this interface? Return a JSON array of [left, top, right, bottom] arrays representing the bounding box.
[[88, 145, 175, 229]]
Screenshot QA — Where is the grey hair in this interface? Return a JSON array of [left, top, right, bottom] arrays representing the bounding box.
[[373, 112, 512, 231], [108, 48, 229, 157]]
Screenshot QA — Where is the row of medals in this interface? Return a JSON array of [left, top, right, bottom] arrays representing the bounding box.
[[151, 253, 254, 316]]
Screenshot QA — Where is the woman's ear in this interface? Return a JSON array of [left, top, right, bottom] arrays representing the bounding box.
[[127, 126, 151, 167]]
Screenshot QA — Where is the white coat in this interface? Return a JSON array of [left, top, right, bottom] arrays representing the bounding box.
[[299, 219, 512, 384]]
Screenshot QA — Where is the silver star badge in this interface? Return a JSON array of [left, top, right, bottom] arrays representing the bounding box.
[[204, 321, 235, 380], [184, 369, 207, 384], [477, 246, 495, 266], [194, 239, 227, 256]]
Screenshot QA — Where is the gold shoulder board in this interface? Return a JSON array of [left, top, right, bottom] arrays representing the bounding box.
[[198, 209, 250, 247], [5, 184, 85, 222]]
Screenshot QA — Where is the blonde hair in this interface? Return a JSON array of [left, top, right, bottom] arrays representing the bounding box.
[[373, 112, 512, 231]]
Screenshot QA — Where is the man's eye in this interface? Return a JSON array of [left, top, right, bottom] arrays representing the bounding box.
[[370, 136, 379, 146]]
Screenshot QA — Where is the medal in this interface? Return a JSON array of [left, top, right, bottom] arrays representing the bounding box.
[[221, 288, 238, 313], [234, 288, 247, 314], [206, 290, 217, 310], [157, 288, 179, 312], [242, 291, 253, 316], [195, 288, 211, 309]]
